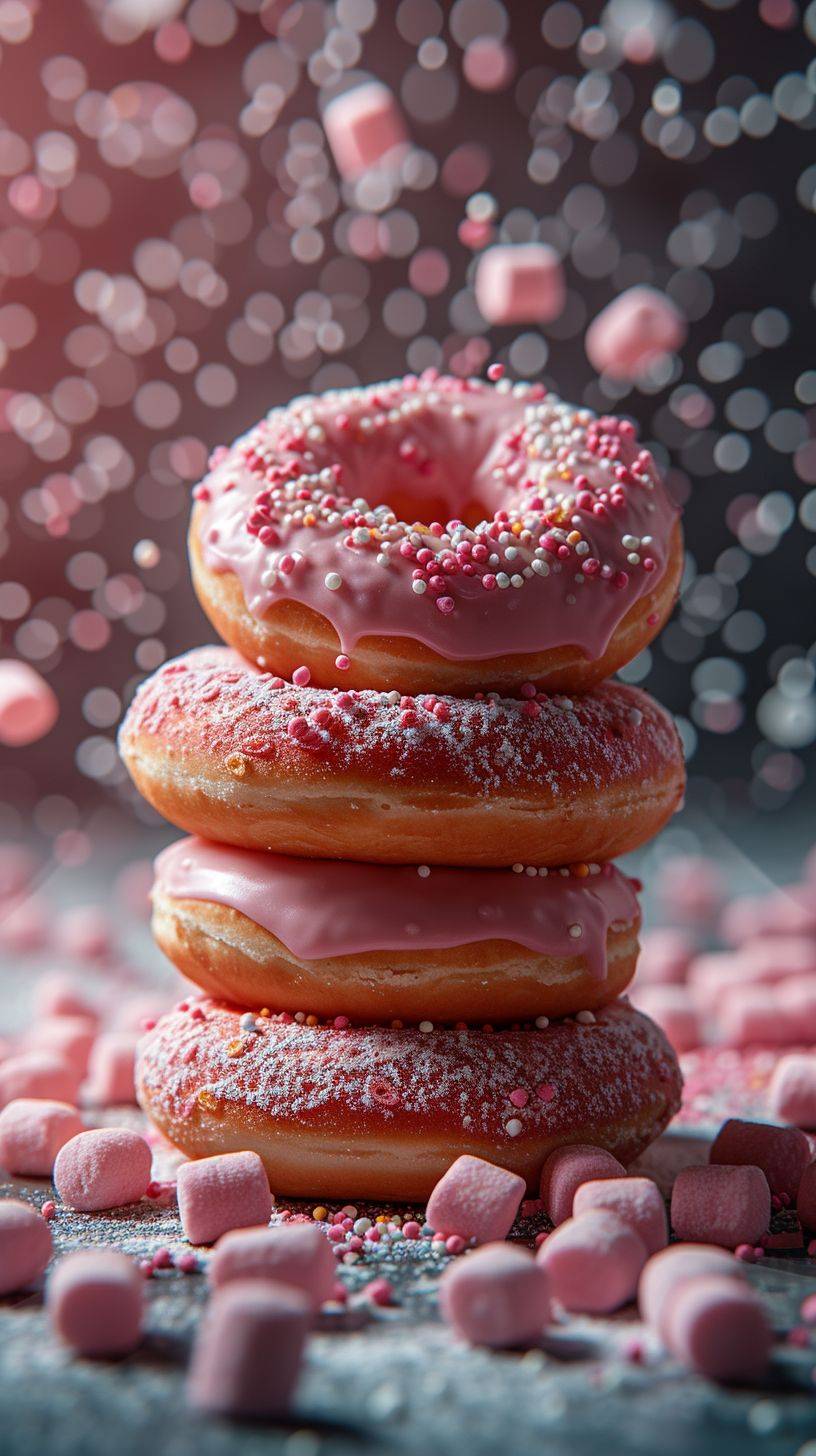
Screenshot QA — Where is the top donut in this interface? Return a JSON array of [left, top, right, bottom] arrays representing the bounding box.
[[190, 371, 682, 696]]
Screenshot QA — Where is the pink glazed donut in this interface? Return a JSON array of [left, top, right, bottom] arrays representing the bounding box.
[[150, 837, 642, 1023], [188, 373, 682, 696], [136, 996, 681, 1201]]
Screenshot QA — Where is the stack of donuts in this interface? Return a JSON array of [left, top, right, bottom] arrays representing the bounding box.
[[121, 370, 686, 1201]]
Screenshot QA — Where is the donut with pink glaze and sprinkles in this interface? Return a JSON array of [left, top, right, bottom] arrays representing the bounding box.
[[136, 997, 682, 1201], [149, 837, 642, 1023], [119, 646, 685, 868], [188, 372, 683, 696]]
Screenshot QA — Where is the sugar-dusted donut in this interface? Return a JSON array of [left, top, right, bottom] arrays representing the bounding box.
[[189, 372, 682, 696], [136, 997, 681, 1200], [120, 647, 684, 867], [151, 837, 641, 1023]]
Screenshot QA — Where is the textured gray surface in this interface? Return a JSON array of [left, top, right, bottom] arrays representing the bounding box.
[[2, 1131, 816, 1456]]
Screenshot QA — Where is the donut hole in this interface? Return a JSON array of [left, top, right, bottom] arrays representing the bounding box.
[[383, 485, 490, 532]]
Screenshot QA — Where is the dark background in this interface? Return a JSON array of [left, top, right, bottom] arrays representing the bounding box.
[[0, 0, 814, 855]]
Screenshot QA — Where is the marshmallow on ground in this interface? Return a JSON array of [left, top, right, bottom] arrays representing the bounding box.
[[33, 973, 99, 1024], [716, 983, 798, 1048], [709, 1117, 811, 1199], [0, 1052, 80, 1110], [177, 1150, 272, 1245], [635, 928, 696, 986], [23, 1017, 96, 1078], [425, 1154, 525, 1245], [671, 1165, 770, 1249], [439, 1243, 551, 1348], [572, 1176, 667, 1256], [585, 286, 686, 379], [209, 1223, 335, 1309], [767, 1054, 816, 1129], [475, 243, 565, 326], [639, 1244, 744, 1340], [632, 985, 701, 1054], [53, 1127, 152, 1212], [83, 1032, 138, 1106], [0, 1099, 84, 1177], [536, 1210, 647, 1313], [323, 81, 406, 179], [55, 906, 113, 962], [187, 1279, 310, 1419], [796, 1161, 816, 1231], [0, 1198, 52, 1294], [48, 1250, 143, 1357], [539, 1144, 626, 1226], [721, 886, 816, 945], [0, 660, 58, 747], [664, 1276, 771, 1383]]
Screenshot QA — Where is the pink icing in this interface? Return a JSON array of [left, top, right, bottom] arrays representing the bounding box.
[[194, 372, 679, 662], [154, 837, 640, 981]]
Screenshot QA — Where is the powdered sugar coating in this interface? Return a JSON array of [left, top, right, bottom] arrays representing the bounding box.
[[137, 998, 681, 1151], [192, 372, 679, 663], [121, 645, 681, 802]]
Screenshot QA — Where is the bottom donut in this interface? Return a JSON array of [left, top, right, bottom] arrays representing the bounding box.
[[137, 998, 682, 1201]]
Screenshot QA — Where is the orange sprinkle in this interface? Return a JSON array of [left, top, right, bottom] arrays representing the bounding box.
[[197, 1089, 219, 1111], [571, 862, 590, 878]]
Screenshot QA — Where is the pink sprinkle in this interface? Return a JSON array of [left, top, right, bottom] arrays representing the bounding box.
[[335, 654, 350, 671], [327, 1226, 345, 1243], [735, 1244, 757, 1263], [151, 1248, 173, 1270], [176, 1252, 198, 1274], [445, 1235, 466, 1255], [403, 1221, 421, 1240], [292, 666, 311, 687], [520, 683, 536, 699], [509, 1088, 529, 1108], [801, 1294, 816, 1324], [333, 1015, 350, 1030], [41, 1200, 56, 1221], [435, 596, 455, 614], [537, 1083, 556, 1103], [487, 363, 504, 382]]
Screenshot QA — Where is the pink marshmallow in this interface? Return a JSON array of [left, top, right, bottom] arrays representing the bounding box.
[[671, 1165, 770, 1248], [664, 1275, 771, 1383], [796, 1160, 816, 1231], [48, 1249, 143, 1357], [425, 1154, 525, 1245], [767, 1054, 816, 1129], [209, 1223, 335, 1309], [0, 1052, 80, 1109], [689, 941, 816, 1015], [0, 1198, 52, 1294], [112, 993, 171, 1032], [716, 984, 798, 1047], [53, 1127, 152, 1212], [635, 927, 696, 986], [539, 1144, 626, 1226], [638, 1244, 744, 1339], [323, 81, 407, 179], [83, 1032, 138, 1106], [33, 973, 99, 1024], [177, 1150, 272, 1245], [653, 853, 726, 925], [114, 859, 153, 919], [0, 894, 49, 953], [776, 976, 816, 1040], [23, 1017, 96, 1078], [0, 660, 58, 746], [475, 243, 565, 326], [439, 1242, 551, 1348], [187, 1279, 310, 1419], [55, 905, 114, 962], [632, 985, 701, 1054], [572, 1176, 667, 1256], [721, 886, 816, 944], [709, 1117, 811, 1199], [536, 1210, 647, 1313], [585, 286, 686, 379], [0, 1098, 84, 1176]]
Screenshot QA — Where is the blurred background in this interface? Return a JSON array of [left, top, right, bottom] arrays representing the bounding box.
[[0, 0, 814, 883]]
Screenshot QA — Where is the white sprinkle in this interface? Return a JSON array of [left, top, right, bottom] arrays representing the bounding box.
[[419, 1020, 434, 1033], [353, 1217, 372, 1235], [506, 1118, 523, 1137], [568, 923, 583, 939], [576, 1009, 596, 1024], [412, 579, 427, 594], [324, 571, 343, 590], [535, 1016, 550, 1030], [512, 863, 524, 874], [417, 865, 431, 879]]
